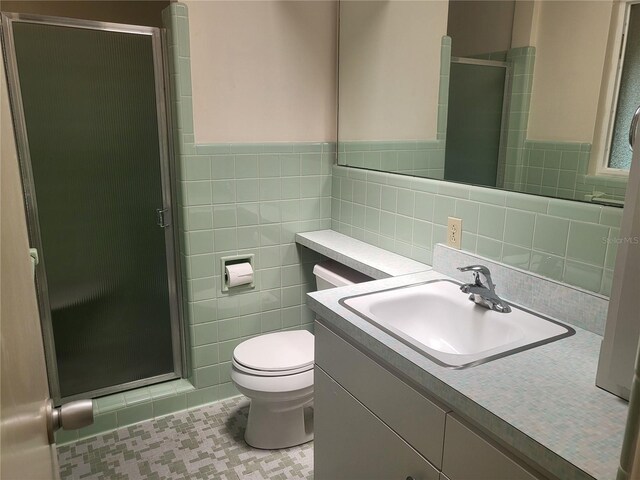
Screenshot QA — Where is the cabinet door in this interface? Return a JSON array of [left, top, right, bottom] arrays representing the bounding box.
[[442, 415, 544, 480], [315, 322, 448, 468], [315, 366, 439, 480]]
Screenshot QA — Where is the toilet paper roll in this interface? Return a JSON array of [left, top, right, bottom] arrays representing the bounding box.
[[225, 262, 254, 288]]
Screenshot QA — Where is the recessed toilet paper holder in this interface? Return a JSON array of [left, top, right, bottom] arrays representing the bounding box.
[[221, 254, 255, 292]]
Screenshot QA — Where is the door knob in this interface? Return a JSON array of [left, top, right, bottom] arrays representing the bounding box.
[[630, 104, 640, 151], [46, 398, 94, 443]]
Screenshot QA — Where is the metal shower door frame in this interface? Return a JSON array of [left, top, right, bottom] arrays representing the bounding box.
[[1, 12, 186, 404]]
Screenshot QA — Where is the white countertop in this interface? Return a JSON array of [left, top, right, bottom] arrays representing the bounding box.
[[296, 230, 430, 279], [308, 271, 626, 480], [296, 229, 626, 480]]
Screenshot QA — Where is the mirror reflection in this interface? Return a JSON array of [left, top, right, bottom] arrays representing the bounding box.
[[338, 0, 639, 207]]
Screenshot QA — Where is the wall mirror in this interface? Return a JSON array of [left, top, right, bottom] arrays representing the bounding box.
[[338, 0, 639, 207]]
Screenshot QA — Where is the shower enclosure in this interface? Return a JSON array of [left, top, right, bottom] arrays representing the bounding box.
[[1, 13, 185, 404], [444, 57, 510, 188]]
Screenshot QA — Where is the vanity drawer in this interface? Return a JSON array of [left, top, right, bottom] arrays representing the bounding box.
[[442, 414, 545, 480], [315, 321, 449, 468], [315, 366, 440, 480]]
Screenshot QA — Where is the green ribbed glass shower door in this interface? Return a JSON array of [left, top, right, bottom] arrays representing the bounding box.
[[445, 60, 508, 187], [5, 15, 182, 402]]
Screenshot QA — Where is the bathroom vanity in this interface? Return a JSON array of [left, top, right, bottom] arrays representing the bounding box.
[[299, 230, 628, 480], [315, 322, 543, 480]]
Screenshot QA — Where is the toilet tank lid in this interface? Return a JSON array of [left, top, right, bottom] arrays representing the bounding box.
[[313, 261, 371, 287], [233, 330, 314, 372]]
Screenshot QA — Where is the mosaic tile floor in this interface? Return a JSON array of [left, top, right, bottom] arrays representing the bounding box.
[[57, 396, 314, 480]]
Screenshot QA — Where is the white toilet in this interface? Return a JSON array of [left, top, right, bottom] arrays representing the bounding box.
[[231, 260, 370, 449]]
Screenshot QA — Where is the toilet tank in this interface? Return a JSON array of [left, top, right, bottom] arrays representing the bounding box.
[[313, 261, 371, 291]]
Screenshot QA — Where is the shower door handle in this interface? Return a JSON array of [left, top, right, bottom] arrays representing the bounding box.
[[630, 104, 640, 151], [46, 398, 94, 444], [156, 208, 170, 228]]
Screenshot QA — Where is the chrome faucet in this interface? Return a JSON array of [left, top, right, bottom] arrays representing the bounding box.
[[457, 265, 511, 313]]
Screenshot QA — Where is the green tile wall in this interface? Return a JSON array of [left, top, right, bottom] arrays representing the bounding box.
[[178, 141, 332, 390], [168, 2, 331, 410], [500, 46, 628, 204], [582, 174, 628, 202], [503, 46, 535, 190], [470, 51, 508, 62], [332, 165, 622, 296], [338, 140, 445, 179], [518, 141, 628, 202], [438, 36, 452, 140]]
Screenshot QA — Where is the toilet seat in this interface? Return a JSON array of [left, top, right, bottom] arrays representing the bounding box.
[[232, 330, 314, 377], [232, 365, 314, 396], [232, 358, 313, 377]]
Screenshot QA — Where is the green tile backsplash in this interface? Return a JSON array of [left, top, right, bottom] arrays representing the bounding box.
[[332, 165, 621, 297]]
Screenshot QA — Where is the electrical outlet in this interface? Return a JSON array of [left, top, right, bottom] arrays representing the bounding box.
[[447, 217, 462, 249]]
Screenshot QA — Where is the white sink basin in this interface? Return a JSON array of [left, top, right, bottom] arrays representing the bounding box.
[[340, 279, 574, 368]]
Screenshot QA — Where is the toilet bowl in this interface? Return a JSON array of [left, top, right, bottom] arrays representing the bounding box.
[[231, 261, 371, 450], [231, 330, 314, 449]]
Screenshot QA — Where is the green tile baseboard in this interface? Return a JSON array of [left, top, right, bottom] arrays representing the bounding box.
[[55, 380, 246, 445], [55, 379, 195, 445]]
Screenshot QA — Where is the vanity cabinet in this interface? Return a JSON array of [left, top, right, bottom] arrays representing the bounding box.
[[442, 415, 541, 480], [315, 321, 550, 480], [315, 319, 448, 468], [315, 367, 440, 480]]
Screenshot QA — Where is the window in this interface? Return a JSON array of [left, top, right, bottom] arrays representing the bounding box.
[[600, 1, 640, 174], [609, 2, 640, 171]]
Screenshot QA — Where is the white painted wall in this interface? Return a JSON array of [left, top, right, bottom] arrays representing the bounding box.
[[527, 0, 614, 143], [183, 0, 615, 147], [447, 0, 515, 58], [511, 1, 540, 49], [185, 0, 337, 143], [338, 0, 449, 141]]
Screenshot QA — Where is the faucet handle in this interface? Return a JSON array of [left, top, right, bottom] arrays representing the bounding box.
[[457, 264, 491, 275], [457, 265, 495, 289]]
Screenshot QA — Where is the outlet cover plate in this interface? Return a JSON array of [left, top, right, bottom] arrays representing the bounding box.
[[447, 217, 462, 249]]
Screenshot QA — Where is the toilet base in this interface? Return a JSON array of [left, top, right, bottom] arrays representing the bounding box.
[[244, 399, 314, 449]]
